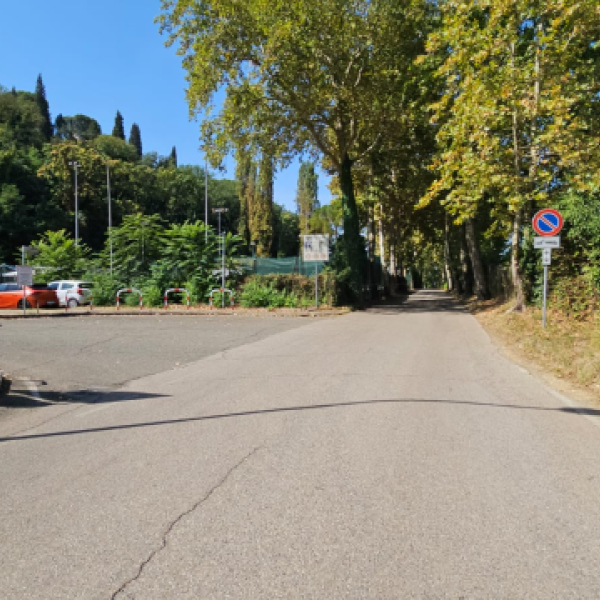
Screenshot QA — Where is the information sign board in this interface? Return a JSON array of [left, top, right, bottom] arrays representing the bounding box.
[[302, 235, 329, 262], [16, 266, 33, 287]]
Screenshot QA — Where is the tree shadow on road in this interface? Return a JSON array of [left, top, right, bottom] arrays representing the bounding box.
[[368, 291, 467, 315], [2, 396, 598, 444]]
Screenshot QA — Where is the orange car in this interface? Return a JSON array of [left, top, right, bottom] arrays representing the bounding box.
[[0, 283, 59, 309]]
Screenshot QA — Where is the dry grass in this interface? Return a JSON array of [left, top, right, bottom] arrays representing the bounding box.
[[470, 299, 600, 403]]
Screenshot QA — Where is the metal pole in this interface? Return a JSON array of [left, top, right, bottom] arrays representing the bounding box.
[[107, 164, 113, 275], [74, 163, 79, 246], [315, 264, 319, 308], [205, 156, 209, 243], [220, 213, 225, 308], [22, 246, 26, 316], [542, 265, 548, 329]]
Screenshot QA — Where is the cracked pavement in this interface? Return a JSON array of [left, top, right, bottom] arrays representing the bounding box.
[[3, 291, 600, 598]]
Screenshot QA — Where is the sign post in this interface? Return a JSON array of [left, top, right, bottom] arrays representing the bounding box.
[[532, 209, 564, 328], [302, 235, 329, 308], [212, 207, 228, 307], [16, 266, 34, 316]]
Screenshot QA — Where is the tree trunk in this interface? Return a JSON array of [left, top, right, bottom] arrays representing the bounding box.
[[459, 224, 472, 296], [464, 218, 489, 300], [367, 205, 377, 301], [339, 153, 364, 306], [444, 213, 454, 292], [510, 40, 526, 310], [511, 209, 525, 309]]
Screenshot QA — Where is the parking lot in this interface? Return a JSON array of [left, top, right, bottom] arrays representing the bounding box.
[[0, 314, 319, 405]]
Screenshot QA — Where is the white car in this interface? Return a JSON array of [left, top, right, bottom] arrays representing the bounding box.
[[48, 280, 93, 308]]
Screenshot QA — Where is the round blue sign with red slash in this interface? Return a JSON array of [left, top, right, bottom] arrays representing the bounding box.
[[532, 209, 564, 236]]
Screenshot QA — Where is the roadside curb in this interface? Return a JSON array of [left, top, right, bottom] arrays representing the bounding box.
[[0, 308, 349, 319]]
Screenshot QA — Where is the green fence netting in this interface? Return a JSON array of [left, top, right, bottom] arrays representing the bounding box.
[[235, 257, 328, 276]]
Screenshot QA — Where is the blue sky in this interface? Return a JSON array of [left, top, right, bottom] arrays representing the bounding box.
[[0, 0, 331, 211]]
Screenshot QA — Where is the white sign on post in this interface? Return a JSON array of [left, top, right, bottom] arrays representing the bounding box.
[[302, 235, 329, 262], [16, 266, 33, 287], [542, 248, 552, 266], [534, 236, 561, 249]]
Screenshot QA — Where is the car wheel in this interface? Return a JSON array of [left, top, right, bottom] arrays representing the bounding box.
[[67, 298, 79, 308], [17, 299, 32, 309]]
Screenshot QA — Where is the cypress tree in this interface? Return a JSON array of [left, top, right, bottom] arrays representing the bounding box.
[[296, 161, 319, 234], [170, 146, 178, 167], [112, 110, 125, 139], [35, 74, 53, 140], [129, 123, 142, 157]]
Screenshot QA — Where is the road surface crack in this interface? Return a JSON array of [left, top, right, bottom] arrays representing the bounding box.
[[111, 445, 263, 599]]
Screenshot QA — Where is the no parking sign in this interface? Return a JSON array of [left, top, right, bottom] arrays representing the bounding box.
[[532, 209, 564, 236], [532, 209, 564, 329]]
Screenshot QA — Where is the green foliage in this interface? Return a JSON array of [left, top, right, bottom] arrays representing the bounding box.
[[273, 206, 300, 257], [34, 75, 52, 141], [129, 123, 142, 158], [54, 114, 102, 141], [28, 229, 90, 282], [91, 135, 139, 162], [0, 88, 45, 147], [296, 162, 319, 234], [239, 273, 339, 308], [112, 110, 125, 140], [107, 213, 165, 280]]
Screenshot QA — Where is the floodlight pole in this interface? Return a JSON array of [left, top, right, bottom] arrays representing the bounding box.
[[106, 163, 113, 275], [205, 155, 209, 243], [69, 161, 81, 245]]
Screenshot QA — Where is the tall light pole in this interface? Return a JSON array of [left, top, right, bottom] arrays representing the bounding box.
[[205, 155, 209, 243], [68, 161, 81, 245], [106, 162, 113, 275], [212, 207, 228, 307]]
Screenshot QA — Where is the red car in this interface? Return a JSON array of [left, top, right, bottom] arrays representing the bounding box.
[[0, 283, 59, 309]]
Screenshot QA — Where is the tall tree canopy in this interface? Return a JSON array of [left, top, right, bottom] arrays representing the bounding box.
[[421, 0, 600, 306], [296, 162, 319, 235], [35, 74, 53, 141], [129, 123, 143, 158], [158, 0, 431, 302], [112, 110, 125, 140]]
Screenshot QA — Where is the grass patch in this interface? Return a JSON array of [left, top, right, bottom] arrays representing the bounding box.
[[471, 299, 600, 401]]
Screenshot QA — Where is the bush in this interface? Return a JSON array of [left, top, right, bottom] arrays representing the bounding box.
[[239, 273, 341, 308]]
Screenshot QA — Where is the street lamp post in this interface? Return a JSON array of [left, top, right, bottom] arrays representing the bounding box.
[[68, 161, 81, 245], [106, 163, 113, 275], [205, 155, 209, 243], [212, 207, 228, 308]]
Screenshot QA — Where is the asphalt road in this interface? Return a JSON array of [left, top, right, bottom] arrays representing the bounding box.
[[0, 314, 314, 400], [2, 291, 600, 598]]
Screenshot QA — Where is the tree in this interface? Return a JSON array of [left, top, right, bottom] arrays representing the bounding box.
[[422, 0, 600, 307], [91, 135, 139, 162], [296, 162, 319, 234], [253, 153, 274, 256], [158, 0, 430, 303], [170, 146, 178, 167], [108, 213, 165, 279], [35, 74, 53, 141], [112, 110, 125, 139], [129, 123, 143, 158], [28, 230, 89, 282], [54, 114, 102, 141]]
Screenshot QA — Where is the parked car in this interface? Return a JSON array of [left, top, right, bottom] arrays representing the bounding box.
[[47, 280, 93, 308], [0, 283, 59, 309]]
